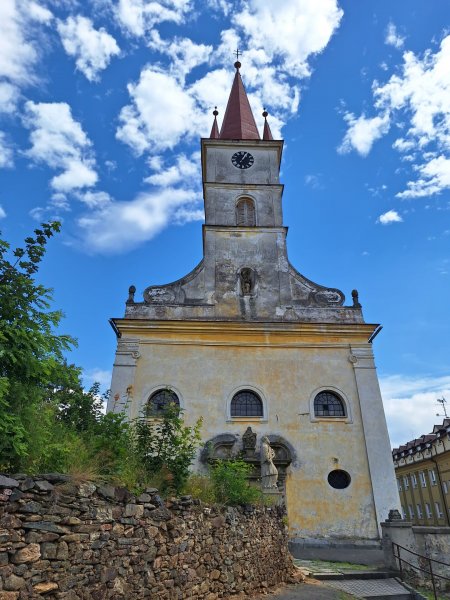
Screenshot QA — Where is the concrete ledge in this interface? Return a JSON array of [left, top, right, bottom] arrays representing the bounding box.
[[289, 538, 384, 566]]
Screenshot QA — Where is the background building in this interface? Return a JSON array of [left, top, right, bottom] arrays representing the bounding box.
[[109, 62, 400, 551], [393, 418, 450, 526]]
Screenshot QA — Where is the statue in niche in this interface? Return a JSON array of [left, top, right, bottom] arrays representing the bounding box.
[[240, 268, 254, 295], [242, 426, 257, 457], [260, 436, 278, 489]]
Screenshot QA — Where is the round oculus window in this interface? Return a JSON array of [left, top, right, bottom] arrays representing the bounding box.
[[327, 469, 351, 489]]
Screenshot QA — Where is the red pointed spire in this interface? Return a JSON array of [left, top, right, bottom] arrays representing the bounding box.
[[219, 61, 260, 140], [262, 109, 273, 141], [209, 107, 219, 139]]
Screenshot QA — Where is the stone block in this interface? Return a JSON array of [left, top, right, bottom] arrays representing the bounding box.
[[33, 582, 58, 594], [0, 476, 19, 488], [3, 574, 26, 591], [35, 480, 55, 493], [124, 504, 144, 518], [11, 544, 41, 564]]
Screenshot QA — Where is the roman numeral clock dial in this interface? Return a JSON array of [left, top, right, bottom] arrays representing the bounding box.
[[231, 151, 254, 169]]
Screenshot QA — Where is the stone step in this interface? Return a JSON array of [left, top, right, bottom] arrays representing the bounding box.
[[323, 577, 414, 599], [313, 570, 399, 581]]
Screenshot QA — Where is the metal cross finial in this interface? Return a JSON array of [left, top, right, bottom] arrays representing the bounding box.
[[234, 48, 241, 61]]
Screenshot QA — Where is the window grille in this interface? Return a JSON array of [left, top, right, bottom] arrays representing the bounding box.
[[419, 471, 427, 487], [416, 504, 423, 518], [230, 390, 263, 417], [429, 469, 437, 485], [408, 504, 414, 518], [403, 476, 409, 490], [425, 503, 433, 518], [313, 391, 345, 417], [236, 198, 256, 226], [147, 389, 180, 415], [411, 473, 417, 488]]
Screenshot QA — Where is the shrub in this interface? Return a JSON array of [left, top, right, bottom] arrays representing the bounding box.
[[210, 458, 263, 505], [132, 403, 203, 495]]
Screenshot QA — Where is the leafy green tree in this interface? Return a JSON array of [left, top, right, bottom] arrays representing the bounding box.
[[0, 222, 76, 471]]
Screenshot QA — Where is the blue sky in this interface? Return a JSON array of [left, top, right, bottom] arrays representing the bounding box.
[[1, 0, 449, 447]]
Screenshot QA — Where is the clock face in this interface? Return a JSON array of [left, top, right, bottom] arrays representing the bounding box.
[[231, 151, 254, 170]]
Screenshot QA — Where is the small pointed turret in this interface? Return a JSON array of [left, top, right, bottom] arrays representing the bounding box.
[[219, 61, 260, 140], [262, 109, 274, 141], [209, 107, 219, 139]]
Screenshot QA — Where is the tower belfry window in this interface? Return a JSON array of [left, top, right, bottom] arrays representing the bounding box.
[[236, 198, 256, 226]]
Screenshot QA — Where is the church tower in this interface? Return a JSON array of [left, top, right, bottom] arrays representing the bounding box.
[[109, 61, 399, 554]]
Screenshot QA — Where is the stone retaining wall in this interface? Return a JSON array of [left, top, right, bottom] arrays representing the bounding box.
[[0, 474, 292, 599]]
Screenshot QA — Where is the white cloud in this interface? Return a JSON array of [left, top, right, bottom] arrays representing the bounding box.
[[0, 205, 6, 219], [145, 152, 200, 187], [341, 34, 450, 198], [23, 101, 98, 192], [377, 209, 402, 224], [0, 132, 14, 168], [338, 112, 390, 156], [77, 190, 112, 208], [398, 156, 450, 198], [149, 31, 212, 82], [78, 187, 201, 254], [57, 15, 120, 81], [83, 368, 112, 389], [380, 374, 450, 448], [233, 0, 343, 78], [115, 0, 191, 37], [0, 82, 20, 114], [385, 22, 404, 49], [116, 67, 204, 154], [0, 0, 52, 85]]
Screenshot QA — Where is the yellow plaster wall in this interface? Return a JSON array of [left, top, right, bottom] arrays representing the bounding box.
[[118, 320, 379, 541]]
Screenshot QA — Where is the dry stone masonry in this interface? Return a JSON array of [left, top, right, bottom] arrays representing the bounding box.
[[0, 474, 292, 599]]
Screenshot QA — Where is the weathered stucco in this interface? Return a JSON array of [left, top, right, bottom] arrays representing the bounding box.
[[109, 131, 400, 544]]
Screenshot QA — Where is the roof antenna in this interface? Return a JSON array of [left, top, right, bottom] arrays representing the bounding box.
[[436, 396, 448, 418]]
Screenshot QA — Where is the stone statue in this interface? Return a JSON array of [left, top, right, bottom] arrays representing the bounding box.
[[240, 268, 253, 295], [260, 436, 278, 489], [242, 426, 257, 457]]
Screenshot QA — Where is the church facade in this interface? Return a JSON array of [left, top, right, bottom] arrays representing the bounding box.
[[108, 62, 399, 548]]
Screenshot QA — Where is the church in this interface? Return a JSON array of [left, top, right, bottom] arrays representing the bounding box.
[[108, 60, 399, 553]]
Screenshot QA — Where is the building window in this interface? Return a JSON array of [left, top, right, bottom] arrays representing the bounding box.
[[397, 478, 402, 492], [401, 506, 407, 519], [429, 469, 437, 486], [411, 473, 418, 488], [419, 471, 427, 487], [327, 470, 351, 489], [435, 502, 444, 519], [236, 197, 256, 226], [443, 481, 448, 495], [230, 390, 263, 417], [408, 504, 414, 519], [314, 391, 345, 417], [146, 389, 180, 416], [403, 476, 409, 490], [425, 503, 433, 518], [416, 504, 423, 519]]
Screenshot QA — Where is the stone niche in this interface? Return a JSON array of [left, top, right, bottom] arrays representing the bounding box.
[[202, 428, 293, 488]]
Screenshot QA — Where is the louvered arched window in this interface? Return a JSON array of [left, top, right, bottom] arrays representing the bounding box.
[[236, 197, 256, 226], [231, 390, 263, 417], [146, 389, 180, 415], [313, 391, 345, 417]]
